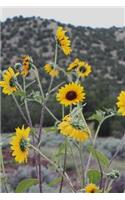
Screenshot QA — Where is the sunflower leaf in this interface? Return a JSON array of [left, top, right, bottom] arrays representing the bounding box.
[[15, 178, 39, 193], [48, 177, 62, 187], [14, 90, 26, 97], [87, 169, 101, 184], [88, 110, 105, 123], [88, 145, 109, 167]]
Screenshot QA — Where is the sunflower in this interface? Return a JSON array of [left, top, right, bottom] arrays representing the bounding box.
[[0, 67, 19, 95], [56, 26, 72, 55], [10, 126, 30, 163], [44, 63, 59, 77], [67, 58, 80, 71], [67, 59, 92, 78], [58, 115, 89, 142], [21, 55, 31, 76], [77, 61, 92, 78], [56, 82, 85, 106], [116, 91, 125, 116], [85, 183, 99, 193]]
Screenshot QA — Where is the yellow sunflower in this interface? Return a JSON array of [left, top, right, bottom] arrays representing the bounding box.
[[67, 59, 92, 78], [10, 126, 30, 163], [56, 26, 72, 55], [116, 91, 125, 116], [85, 183, 99, 193], [56, 82, 85, 106], [77, 61, 92, 78], [67, 58, 80, 71], [21, 55, 31, 76], [44, 63, 59, 77], [0, 67, 18, 95], [58, 115, 89, 142]]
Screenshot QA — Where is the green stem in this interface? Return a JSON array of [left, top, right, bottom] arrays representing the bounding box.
[[23, 77, 32, 127], [49, 82, 65, 94], [59, 138, 68, 193], [12, 94, 29, 125], [54, 42, 58, 64], [33, 65, 44, 99], [25, 80, 36, 89], [78, 142, 85, 186], [47, 77, 54, 95], [109, 132, 125, 167], [105, 179, 113, 192], [59, 105, 66, 192], [57, 67, 72, 82], [45, 106, 59, 122], [0, 145, 8, 192]]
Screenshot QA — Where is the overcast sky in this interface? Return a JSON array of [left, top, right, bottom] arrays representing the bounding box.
[[1, 7, 125, 27]]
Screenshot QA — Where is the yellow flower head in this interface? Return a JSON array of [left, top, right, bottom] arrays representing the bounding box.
[[0, 67, 18, 95], [10, 126, 30, 163], [68, 58, 92, 78], [44, 63, 59, 77], [85, 183, 99, 193], [56, 26, 72, 55], [77, 61, 92, 78], [56, 82, 85, 106], [67, 58, 80, 71], [116, 91, 125, 116], [58, 115, 89, 142], [21, 55, 32, 76]]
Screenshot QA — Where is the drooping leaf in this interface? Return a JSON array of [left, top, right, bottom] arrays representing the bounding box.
[[48, 177, 62, 187], [88, 145, 109, 167], [15, 178, 39, 193], [87, 169, 101, 184]]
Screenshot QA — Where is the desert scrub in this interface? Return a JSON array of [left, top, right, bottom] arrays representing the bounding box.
[[0, 26, 125, 193]]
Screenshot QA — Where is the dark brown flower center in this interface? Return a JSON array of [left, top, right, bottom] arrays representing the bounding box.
[[9, 78, 16, 87], [90, 189, 95, 193], [20, 138, 27, 152], [79, 66, 86, 73], [66, 90, 77, 100]]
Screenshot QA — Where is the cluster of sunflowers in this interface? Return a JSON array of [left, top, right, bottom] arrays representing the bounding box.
[[0, 26, 125, 193]]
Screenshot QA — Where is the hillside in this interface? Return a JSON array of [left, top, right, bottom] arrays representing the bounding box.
[[1, 16, 125, 134]]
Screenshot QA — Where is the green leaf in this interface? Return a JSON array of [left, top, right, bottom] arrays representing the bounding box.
[[48, 177, 62, 187], [88, 145, 109, 167], [32, 91, 42, 103], [88, 110, 105, 123], [15, 178, 39, 193], [87, 169, 101, 184], [14, 90, 26, 97]]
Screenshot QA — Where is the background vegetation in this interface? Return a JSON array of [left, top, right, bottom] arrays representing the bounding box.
[[1, 16, 125, 136]]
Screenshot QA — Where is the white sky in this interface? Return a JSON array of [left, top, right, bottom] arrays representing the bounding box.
[[1, 7, 125, 27]]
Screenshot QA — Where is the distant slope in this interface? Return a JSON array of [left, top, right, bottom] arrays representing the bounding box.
[[1, 16, 125, 133]]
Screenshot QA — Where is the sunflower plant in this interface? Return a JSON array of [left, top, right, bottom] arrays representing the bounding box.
[[0, 26, 124, 193]]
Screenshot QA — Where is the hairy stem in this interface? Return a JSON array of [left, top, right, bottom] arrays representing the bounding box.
[[12, 94, 29, 125], [59, 138, 67, 193], [0, 145, 8, 192], [78, 142, 85, 186], [23, 77, 32, 127]]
